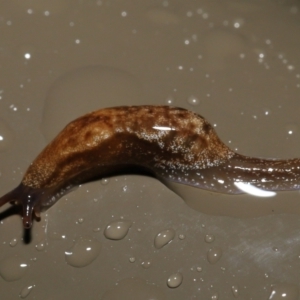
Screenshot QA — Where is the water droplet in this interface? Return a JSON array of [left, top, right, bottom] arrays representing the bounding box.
[[65, 237, 101, 268], [122, 185, 128, 192], [154, 229, 175, 249], [268, 283, 299, 300], [20, 285, 35, 299], [78, 218, 84, 224], [233, 18, 244, 29], [9, 238, 18, 247], [231, 285, 239, 297], [187, 95, 200, 106], [205, 234, 215, 243], [104, 220, 132, 240], [9, 104, 18, 112], [0, 120, 14, 152], [207, 247, 222, 264], [141, 261, 151, 269], [165, 96, 174, 105], [196, 267, 202, 272], [93, 227, 101, 232], [129, 257, 135, 263], [178, 234, 185, 240], [167, 272, 183, 288], [101, 178, 109, 185], [35, 242, 45, 251], [211, 293, 219, 300], [52, 232, 67, 240], [0, 256, 29, 281], [286, 124, 298, 136]]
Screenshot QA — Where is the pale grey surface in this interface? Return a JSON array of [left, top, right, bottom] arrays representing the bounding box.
[[0, 1, 300, 299]]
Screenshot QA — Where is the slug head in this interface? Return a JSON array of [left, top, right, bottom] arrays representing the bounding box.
[[0, 184, 43, 229]]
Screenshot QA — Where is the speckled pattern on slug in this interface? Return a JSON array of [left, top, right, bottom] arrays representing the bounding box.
[[22, 106, 234, 189]]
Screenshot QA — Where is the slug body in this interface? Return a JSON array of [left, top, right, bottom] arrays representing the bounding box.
[[1, 106, 300, 228]]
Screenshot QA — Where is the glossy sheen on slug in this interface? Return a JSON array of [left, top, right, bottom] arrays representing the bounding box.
[[0, 105, 300, 229]]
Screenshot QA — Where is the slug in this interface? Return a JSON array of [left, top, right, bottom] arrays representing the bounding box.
[[0, 105, 299, 229]]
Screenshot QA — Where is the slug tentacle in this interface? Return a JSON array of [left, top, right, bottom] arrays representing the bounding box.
[[0, 184, 52, 228], [1, 105, 300, 229]]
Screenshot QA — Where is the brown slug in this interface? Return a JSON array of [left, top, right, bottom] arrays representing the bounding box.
[[0, 105, 300, 229]]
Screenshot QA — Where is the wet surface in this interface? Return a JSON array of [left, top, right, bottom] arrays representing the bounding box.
[[0, 0, 300, 299]]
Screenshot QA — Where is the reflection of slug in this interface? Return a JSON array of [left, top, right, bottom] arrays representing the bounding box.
[[0, 106, 299, 228]]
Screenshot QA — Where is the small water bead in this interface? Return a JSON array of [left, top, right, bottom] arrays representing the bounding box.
[[187, 95, 200, 106], [9, 104, 18, 112], [49, 231, 64, 240], [104, 220, 132, 240], [196, 267, 202, 272], [167, 272, 183, 288], [93, 227, 101, 232], [154, 229, 176, 249], [286, 124, 298, 136], [207, 247, 222, 264], [141, 261, 151, 269], [0, 120, 14, 152], [129, 257, 135, 263], [20, 285, 35, 299], [77, 218, 84, 224], [269, 283, 299, 300], [165, 96, 174, 105], [9, 238, 18, 247], [287, 65, 295, 71], [205, 234, 215, 243], [211, 293, 219, 300], [101, 178, 109, 185], [65, 237, 101, 268], [35, 242, 45, 251], [0, 256, 28, 281], [178, 234, 185, 240], [231, 285, 239, 297], [233, 18, 244, 29]]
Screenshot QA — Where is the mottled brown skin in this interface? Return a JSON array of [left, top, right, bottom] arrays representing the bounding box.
[[1, 105, 300, 229], [22, 106, 233, 189]]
